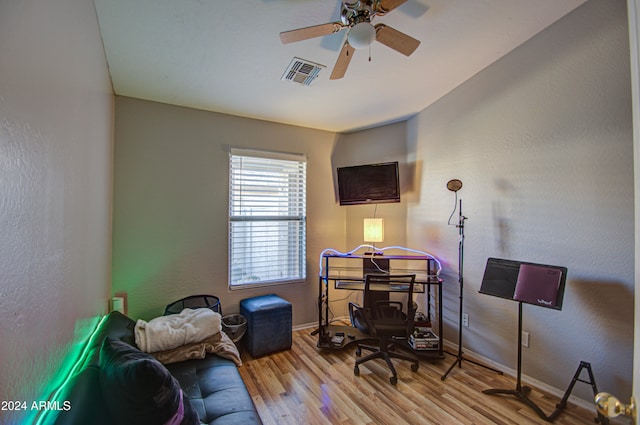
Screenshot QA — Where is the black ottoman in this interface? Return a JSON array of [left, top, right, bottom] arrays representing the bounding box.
[[240, 294, 292, 357]]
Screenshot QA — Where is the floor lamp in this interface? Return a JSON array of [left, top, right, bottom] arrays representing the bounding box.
[[441, 179, 502, 381]]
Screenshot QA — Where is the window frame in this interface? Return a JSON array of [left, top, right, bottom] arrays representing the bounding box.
[[228, 148, 307, 290]]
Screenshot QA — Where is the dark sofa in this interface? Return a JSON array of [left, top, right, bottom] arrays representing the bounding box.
[[50, 311, 262, 425]]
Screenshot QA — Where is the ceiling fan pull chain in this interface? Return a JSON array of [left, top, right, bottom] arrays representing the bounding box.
[[369, 44, 372, 62]]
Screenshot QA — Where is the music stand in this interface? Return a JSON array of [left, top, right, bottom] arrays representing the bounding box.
[[480, 258, 567, 422]]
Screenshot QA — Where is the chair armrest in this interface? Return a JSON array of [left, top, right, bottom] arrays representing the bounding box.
[[348, 302, 360, 326], [348, 302, 371, 335]]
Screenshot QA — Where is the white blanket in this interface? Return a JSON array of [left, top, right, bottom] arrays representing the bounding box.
[[135, 308, 222, 353]]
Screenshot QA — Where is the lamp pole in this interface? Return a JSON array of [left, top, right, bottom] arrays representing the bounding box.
[[441, 181, 502, 381]]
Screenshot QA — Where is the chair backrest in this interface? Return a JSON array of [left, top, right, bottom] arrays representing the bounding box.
[[363, 274, 416, 324]]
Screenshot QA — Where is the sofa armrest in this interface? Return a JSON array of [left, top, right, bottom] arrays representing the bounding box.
[[49, 367, 113, 425]]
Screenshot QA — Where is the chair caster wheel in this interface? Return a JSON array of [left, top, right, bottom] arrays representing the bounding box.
[[411, 363, 419, 372], [390, 375, 397, 385], [354, 365, 360, 376], [355, 347, 361, 357]]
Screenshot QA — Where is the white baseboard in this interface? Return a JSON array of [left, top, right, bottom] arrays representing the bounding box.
[[442, 340, 596, 413], [293, 322, 318, 331]]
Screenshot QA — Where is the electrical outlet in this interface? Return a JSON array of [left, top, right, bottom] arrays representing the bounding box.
[[522, 331, 530, 347], [462, 313, 469, 327]]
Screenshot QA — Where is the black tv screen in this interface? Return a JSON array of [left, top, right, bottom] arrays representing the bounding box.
[[337, 162, 400, 205]]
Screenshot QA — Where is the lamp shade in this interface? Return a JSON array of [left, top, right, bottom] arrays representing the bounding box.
[[363, 218, 384, 243], [347, 22, 376, 49]]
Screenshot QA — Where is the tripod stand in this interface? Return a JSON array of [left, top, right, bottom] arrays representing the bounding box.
[[441, 198, 502, 380]]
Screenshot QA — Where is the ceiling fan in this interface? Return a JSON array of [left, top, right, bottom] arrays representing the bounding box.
[[279, 0, 420, 80]]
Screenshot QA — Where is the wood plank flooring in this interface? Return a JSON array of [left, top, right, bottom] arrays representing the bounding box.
[[238, 327, 601, 425]]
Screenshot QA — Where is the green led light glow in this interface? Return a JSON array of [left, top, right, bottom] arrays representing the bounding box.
[[31, 314, 108, 425]]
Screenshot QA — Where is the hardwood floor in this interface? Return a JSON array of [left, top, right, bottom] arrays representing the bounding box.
[[238, 328, 601, 425]]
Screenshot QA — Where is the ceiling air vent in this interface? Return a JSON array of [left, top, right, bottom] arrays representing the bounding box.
[[282, 57, 325, 86]]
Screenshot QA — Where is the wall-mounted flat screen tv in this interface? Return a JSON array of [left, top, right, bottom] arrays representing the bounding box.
[[337, 161, 400, 205]]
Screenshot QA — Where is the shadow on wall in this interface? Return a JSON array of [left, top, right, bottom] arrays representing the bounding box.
[[492, 178, 513, 257], [563, 278, 634, 399], [414, 221, 444, 251], [491, 177, 525, 258], [571, 278, 634, 342], [402, 159, 421, 204]]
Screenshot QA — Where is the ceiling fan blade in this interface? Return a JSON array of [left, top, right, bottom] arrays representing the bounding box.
[[280, 22, 345, 44], [330, 42, 356, 80], [375, 0, 409, 14], [374, 24, 420, 56]]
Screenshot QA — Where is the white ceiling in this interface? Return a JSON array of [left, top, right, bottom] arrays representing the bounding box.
[[94, 0, 586, 133]]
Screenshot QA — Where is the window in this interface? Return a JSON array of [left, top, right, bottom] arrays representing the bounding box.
[[229, 148, 307, 288]]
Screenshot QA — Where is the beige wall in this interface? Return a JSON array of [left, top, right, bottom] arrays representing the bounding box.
[[407, 0, 634, 402], [112, 97, 344, 324], [0, 0, 114, 422]]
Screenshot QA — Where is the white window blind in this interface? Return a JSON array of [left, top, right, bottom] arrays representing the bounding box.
[[229, 149, 307, 287]]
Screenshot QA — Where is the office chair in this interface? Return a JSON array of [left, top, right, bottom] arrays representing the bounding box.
[[348, 274, 419, 385]]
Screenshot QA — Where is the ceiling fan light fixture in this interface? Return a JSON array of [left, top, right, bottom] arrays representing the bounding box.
[[347, 22, 376, 49]]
